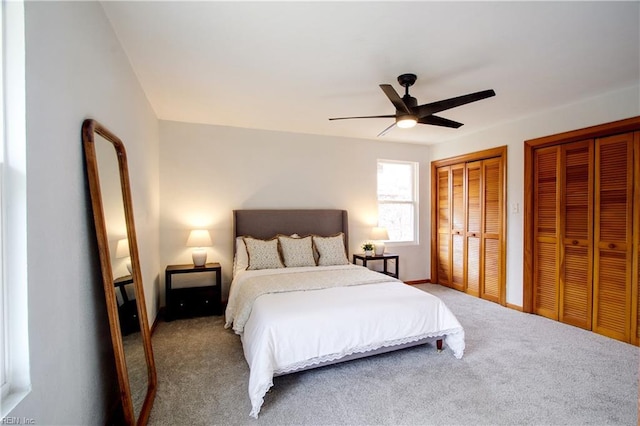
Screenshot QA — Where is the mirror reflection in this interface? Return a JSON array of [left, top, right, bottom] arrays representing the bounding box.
[[94, 135, 148, 418]]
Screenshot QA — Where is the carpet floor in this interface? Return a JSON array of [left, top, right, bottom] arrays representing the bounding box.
[[147, 284, 639, 425]]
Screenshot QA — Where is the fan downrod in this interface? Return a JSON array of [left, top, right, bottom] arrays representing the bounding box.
[[397, 73, 417, 88]]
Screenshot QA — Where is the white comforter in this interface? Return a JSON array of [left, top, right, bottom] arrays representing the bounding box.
[[225, 264, 465, 418]]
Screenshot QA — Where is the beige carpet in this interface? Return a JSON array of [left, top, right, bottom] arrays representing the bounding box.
[[147, 284, 639, 425]]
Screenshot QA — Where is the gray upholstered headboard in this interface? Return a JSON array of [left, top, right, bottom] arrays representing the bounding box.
[[233, 209, 349, 249]]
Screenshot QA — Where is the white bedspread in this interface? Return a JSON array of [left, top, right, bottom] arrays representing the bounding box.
[[225, 264, 465, 418]]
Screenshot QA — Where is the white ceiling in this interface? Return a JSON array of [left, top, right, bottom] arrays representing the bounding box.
[[102, 1, 640, 145]]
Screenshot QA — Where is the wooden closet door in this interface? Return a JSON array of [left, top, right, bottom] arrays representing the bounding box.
[[634, 134, 640, 344], [559, 141, 593, 329], [533, 146, 560, 319], [636, 223, 640, 344], [432, 146, 506, 305], [465, 161, 482, 297], [593, 133, 634, 341], [436, 166, 451, 286], [481, 157, 503, 303], [450, 164, 466, 291]]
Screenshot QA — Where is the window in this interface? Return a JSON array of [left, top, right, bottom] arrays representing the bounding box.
[[377, 159, 418, 244], [0, 0, 5, 394], [1, 0, 30, 416]]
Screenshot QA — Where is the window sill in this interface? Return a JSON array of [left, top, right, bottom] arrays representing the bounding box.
[[1, 386, 31, 418]]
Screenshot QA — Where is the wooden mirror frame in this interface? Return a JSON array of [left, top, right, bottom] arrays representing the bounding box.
[[82, 119, 157, 425]]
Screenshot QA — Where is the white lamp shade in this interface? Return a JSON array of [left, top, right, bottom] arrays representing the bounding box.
[[186, 230, 212, 247], [115, 238, 132, 275], [115, 238, 130, 258], [370, 227, 389, 241]]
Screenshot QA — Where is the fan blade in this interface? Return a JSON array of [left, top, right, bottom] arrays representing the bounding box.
[[329, 114, 396, 121], [379, 84, 412, 114], [415, 89, 495, 118], [377, 122, 396, 137], [419, 115, 464, 128]]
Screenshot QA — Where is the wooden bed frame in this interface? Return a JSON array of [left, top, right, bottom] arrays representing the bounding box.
[[232, 209, 443, 375]]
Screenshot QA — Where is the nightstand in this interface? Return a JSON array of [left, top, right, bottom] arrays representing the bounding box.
[[353, 253, 399, 279], [165, 263, 222, 321], [114, 274, 140, 335]]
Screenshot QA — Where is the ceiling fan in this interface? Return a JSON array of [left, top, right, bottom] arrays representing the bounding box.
[[329, 73, 496, 137]]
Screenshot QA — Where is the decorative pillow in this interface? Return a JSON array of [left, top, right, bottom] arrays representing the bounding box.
[[233, 237, 250, 275], [278, 235, 316, 267], [243, 237, 284, 270], [313, 233, 349, 266]]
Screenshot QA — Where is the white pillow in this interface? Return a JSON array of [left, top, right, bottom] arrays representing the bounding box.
[[233, 237, 250, 275], [243, 237, 284, 270], [313, 233, 349, 266], [278, 235, 316, 267]]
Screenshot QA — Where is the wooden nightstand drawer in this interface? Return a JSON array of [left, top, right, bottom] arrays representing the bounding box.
[[169, 287, 218, 318]]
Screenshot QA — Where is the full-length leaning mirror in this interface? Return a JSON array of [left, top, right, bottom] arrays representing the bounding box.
[[82, 119, 157, 425]]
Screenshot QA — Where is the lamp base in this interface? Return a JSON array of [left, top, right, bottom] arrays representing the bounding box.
[[192, 249, 207, 267], [374, 242, 385, 255]]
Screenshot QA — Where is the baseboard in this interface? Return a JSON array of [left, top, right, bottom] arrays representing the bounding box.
[[151, 308, 164, 335], [404, 279, 431, 285]]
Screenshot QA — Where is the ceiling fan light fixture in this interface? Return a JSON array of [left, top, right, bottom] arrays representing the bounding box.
[[396, 115, 417, 129], [328, 73, 496, 136]]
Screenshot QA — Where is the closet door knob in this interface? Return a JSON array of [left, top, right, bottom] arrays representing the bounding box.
[[608, 243, 616, 249], [572, 240, 579, 245]]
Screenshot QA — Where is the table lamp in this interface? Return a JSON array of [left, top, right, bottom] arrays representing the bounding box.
[[115, 238, 132, 274], [186, 229, 212, 267], [371, 227, 389, 255]]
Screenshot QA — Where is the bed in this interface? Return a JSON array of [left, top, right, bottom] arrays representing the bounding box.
[[225, 209, 465, 418]]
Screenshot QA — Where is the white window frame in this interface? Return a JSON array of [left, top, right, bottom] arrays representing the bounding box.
[[376, 159, 419, 245], [0, 0, 5, 394], [1, 0, 30, 416]]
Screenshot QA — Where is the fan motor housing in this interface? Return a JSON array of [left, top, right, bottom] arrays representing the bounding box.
[[402, 95, 418, 109]]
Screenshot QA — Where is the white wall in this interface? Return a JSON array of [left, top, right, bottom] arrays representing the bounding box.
[[11, 2, 160, 423], [429, 84, 640, 307], [159, 121, 431, 300]]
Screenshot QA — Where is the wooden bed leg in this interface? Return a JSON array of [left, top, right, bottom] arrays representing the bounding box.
[[436, 339, 443, 352]]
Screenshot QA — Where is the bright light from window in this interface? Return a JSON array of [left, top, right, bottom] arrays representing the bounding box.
[[1, 0, 30, 416], [0, 172, 4, 383], [377, 160, 418, 243], [0, 0, 7, 393]]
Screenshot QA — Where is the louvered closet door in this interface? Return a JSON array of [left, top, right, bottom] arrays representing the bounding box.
[[481, 157, 503, 303], [533, 146, 560, 319], [559, 141, 593, 330], [636, 232, 640, 343], [465, 161, 482, 297], [450, 164, 466, 291], [432, 147, 506, 305], [436, 167, 451, 286], [593, 133, 634, 341], [635, 134, 640, 345]]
